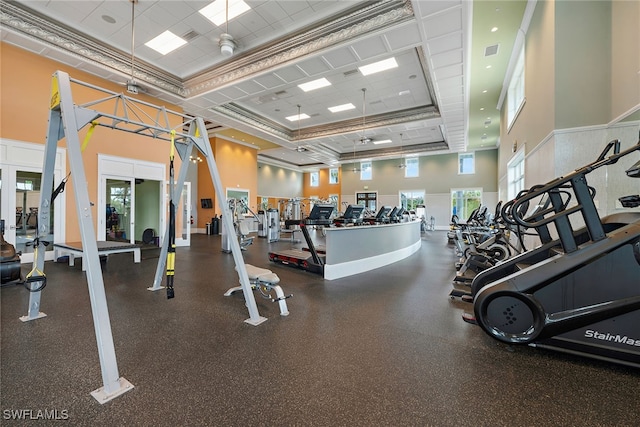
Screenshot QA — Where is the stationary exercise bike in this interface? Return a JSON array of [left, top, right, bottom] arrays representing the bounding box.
[[468, 138, 640, 368]]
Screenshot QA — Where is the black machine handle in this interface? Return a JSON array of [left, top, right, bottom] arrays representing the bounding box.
[[509, 139, 640, 230]]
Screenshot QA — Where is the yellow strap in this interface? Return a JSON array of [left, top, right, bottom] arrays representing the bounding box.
[[170, 129, 176, 161], [25, 246, 45, 279], [81, 121, 99, 152]]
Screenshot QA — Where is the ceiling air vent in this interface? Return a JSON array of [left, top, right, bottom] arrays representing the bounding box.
[[484, 44, 499, 57], [343, 69, 359, 77], [252, 90, 289, 104], [181, 30, 200, 41]]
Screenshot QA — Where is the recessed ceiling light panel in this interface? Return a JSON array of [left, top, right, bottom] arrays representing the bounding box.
[[199, 0, 251, 26], [145, 31, 187, 55], [358, 57, 398, 76], [286, 113, 310, 121], [328, 103, 355, 113], [298, 78, 331, 92]]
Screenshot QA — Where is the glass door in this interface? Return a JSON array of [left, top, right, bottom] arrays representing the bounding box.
[[105, 178, 134, 243], [1, 166, 58, 263]]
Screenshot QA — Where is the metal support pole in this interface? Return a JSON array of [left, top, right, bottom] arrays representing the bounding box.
[[50, 71, 133, 403], [19, 108, 62, 322], [192, 117, 266, 326]]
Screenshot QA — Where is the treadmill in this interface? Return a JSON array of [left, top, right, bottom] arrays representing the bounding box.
[[364, 206, 392, 225], [268, 204, 335, 275], [333, 204, 365, 226]]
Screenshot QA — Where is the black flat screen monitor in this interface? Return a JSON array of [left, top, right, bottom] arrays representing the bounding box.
[[308, 204, 335, 220], [343, 204, 365, 220], [394, 206, 405, 218], [375, 206, 392, 220]]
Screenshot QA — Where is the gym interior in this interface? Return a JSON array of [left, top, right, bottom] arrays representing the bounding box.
[[1, 1, 639, 425]]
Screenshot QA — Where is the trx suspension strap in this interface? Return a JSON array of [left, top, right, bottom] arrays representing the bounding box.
[[51, 121, 96, 204], [166, 130, 176, 299], [23, 238, 48, 292]]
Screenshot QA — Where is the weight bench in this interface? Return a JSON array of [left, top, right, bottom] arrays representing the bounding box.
[[225, 264, 292, 316]]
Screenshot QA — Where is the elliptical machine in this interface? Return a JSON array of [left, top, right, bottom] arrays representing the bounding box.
[[468, 138, 640, 368]]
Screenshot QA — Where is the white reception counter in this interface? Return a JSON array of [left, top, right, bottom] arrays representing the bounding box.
[[323, 220, 421, 280]]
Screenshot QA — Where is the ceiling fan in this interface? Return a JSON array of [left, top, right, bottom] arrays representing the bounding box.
[[218, 0, 237, 57], [295, 104, 307, 153], [124, 0, 144, 95], [347, 88, 372, 172], [397, 133, 406, 169], [349, 141, 361, 173]]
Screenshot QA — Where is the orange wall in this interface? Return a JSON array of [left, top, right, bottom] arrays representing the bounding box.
[[195, 136, 258, 227], [1, 43, 183, 241], [302, 168, 342, 214]]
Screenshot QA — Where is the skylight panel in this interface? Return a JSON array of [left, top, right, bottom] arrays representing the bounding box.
[[199, 0, 251, 26], [145, 31, 187, 55], [358, 57, 398, 76], [328, 103, 355, 113], [298, 78, 331, 92]]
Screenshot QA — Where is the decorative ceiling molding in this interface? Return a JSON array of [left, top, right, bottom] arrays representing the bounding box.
[[1, 0, 415, 101], [337, 141, 449, 162], [213, 103, 440, 143], [0, 0, 185, 96], [183, 0, 415, 98]]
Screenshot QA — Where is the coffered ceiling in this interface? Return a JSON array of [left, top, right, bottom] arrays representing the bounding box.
[[0, 0, 529, 170]]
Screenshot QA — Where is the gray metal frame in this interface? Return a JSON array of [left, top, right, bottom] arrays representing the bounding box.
[[24, 70, 266, 404]]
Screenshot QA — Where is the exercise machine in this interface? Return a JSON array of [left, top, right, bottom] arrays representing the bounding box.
[[388, 206, 406, 223], [225, 264, 292, 316], [364, 205, 392, 224], [469, 138, 640, 368], [221, 198, 258, 252], [268, 204, 335, 275], [1, 219, 22, 285], [333, 204, 365, 226], [257, 208, 280, 242]]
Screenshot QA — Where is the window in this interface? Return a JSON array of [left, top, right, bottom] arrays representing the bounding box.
[[507, 151, 525, 200], [360, 161, 372, 180], [458, 153, 475, 174], [507, 45, 525, 129], [329, 168, 339, 184], [400, 190, 424, 211], [451, 189, 482, 220], [356, 192, 377, 211], [310, 171, 319, 187], [404, 157, 419, 178]]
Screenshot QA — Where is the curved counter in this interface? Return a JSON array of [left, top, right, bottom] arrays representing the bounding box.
[[323, 220, 421, 280]]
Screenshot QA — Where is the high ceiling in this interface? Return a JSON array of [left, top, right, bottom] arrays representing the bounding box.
[[0, 0, 529, 171]]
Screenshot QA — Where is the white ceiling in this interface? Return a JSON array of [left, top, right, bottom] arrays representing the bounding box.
[[0, 0, 506, 171]]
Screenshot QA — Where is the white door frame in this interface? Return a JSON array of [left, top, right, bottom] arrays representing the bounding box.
[[0, 139, 66, 263], [100, 176, 135, 244]]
